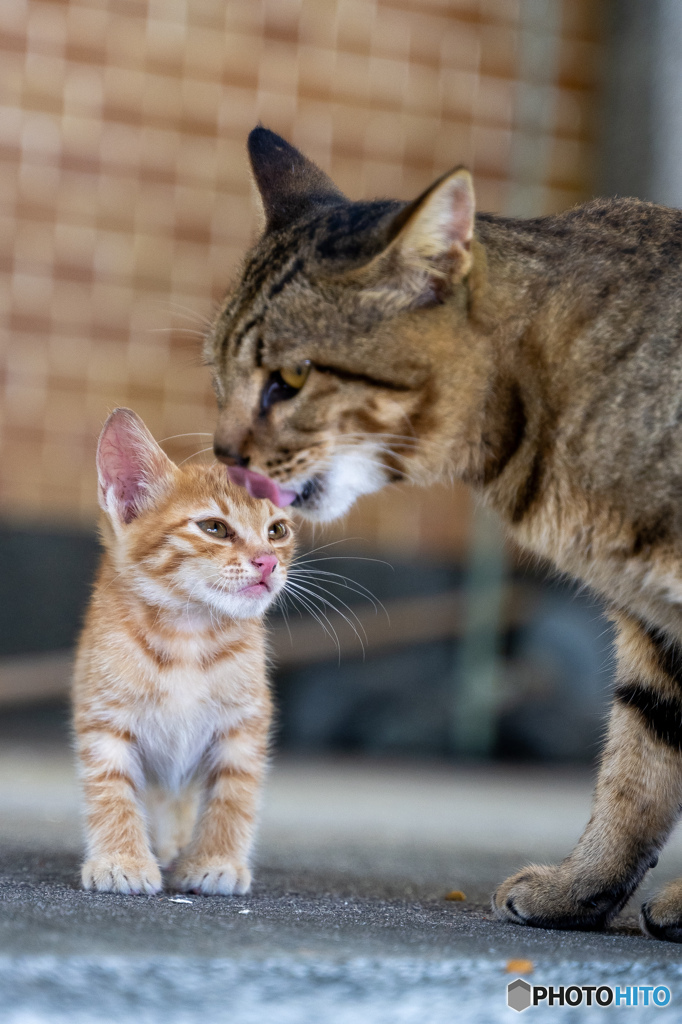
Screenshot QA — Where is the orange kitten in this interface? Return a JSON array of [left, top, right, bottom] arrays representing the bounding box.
[[73, 408, 294, 895]]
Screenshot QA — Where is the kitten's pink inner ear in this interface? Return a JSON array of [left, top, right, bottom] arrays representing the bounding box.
[[97, 409, 171, 524]]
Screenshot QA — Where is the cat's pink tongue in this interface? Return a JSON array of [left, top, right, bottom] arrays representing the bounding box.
[[226, 466, 297, 507]]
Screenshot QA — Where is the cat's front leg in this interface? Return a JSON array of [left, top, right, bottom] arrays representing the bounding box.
[[641, 878, 682, 942], [493, 611, 682, 932], [172, 715, 268, 896], [77, 726, 161, 895]]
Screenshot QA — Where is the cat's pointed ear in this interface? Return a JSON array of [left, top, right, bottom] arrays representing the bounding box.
[[355, 167, 475, 305], [248, 126, 346, 233], [96, 408, 175, 525]]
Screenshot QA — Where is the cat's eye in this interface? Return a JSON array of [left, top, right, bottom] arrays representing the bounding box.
[[197, 519, 229, 539], [260, 361, 311, 413], [280, 363, 311, 389], [268, 521, 288, 540]]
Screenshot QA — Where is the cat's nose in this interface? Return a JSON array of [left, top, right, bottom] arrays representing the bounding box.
[[214, 444, 249, 468], [252, 554, 277, 581]]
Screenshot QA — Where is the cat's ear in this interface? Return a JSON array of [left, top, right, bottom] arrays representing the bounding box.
[[248, 126, 346, 233], [96, 408, 175, 525], [354, 167, 475, 306]]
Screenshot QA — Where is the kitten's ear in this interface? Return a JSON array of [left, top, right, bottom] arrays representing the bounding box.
[[248, 126, 346, 233], [96, 408, 175, 525], [355, 167, 475, 306]]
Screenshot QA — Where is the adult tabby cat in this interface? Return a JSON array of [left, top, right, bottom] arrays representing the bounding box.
[[74, 407, 293, 895], [206, 126, 682, 941]]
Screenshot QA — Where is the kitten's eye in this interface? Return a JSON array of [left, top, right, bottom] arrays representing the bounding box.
[[261, 361, 311, 413], [197, 519, 229, 539], [268, 521, 288, 540]]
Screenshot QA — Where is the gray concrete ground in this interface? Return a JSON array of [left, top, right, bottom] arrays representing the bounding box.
[[2, 745, 682, 1022]]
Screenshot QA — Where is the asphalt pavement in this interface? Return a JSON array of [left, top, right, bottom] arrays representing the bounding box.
[[1, 745, 682, 1022]]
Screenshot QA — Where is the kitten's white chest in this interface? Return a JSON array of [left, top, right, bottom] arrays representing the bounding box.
[[134, 669, 230, 791]]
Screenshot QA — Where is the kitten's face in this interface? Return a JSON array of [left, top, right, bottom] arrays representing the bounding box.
[[124, 466, 294, 620], [97, 411, 294, 621], [206, 130, 475, 523]]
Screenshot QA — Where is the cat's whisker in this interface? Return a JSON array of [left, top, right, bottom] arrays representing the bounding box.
[[148, 328, 209, 338], [333, 432, 454, 461], [163, 301, 214, 328], [324, 447, 400, 479], [328, 443, 422, 481], [337, 430, 450, 451]]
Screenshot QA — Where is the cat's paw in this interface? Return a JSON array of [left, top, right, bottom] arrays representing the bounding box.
[[641, 880, 682, 942], [493, 864, 626, 931], [81, 856, 162, 895], [172, 858, 251, 896]]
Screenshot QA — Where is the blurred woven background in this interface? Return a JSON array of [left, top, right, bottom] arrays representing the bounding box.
[[0, 0, 603, 555]]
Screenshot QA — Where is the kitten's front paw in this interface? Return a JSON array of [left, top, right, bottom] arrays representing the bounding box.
[[173, 858, 251, 896], [81, 856, 162, 895], [493, 864, 626, 931], [641, 880, 682, 943]]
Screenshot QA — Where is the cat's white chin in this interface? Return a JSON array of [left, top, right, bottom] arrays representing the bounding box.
[[293, 449, 388, 523]]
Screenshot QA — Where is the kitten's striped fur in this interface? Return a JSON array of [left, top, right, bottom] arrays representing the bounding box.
[[205, 127, 682, 940], [73, 408, 293, 895]]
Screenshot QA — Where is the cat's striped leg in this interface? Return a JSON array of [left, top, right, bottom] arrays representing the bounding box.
[[77, 725, 161, 895], [172, 714, 269, 896], [493, 611, 682, 932]]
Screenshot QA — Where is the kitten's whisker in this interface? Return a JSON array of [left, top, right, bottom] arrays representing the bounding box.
[[271, 595, 294, 646], [158, 432, 213, 449], [283, 588, 341, 657], [284, 580, 367, 652], [177, 447, 214, 467], [294, 555, 394, 570], [98, 567, 130, 594], [287, 568, 387, 619], [284, 569, 376, 614], [296, 538, 367, 557], [289, 579, 369, 641]]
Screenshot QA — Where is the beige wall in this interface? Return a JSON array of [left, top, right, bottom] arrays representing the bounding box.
[[0, 0, 603, 555]]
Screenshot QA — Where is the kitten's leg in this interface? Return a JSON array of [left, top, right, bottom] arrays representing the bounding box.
[[493, 611, 682, 931], [77, 726, 161, 895], [172, 715, 268, 896], [146, 784, 200, 869]]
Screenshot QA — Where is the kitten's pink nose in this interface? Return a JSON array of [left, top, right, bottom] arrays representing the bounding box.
[[252, 553, 277, 582]]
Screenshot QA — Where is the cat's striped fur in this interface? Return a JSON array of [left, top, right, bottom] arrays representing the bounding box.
[[73, 408, 293, 895], [204, 127, 682, 940]]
